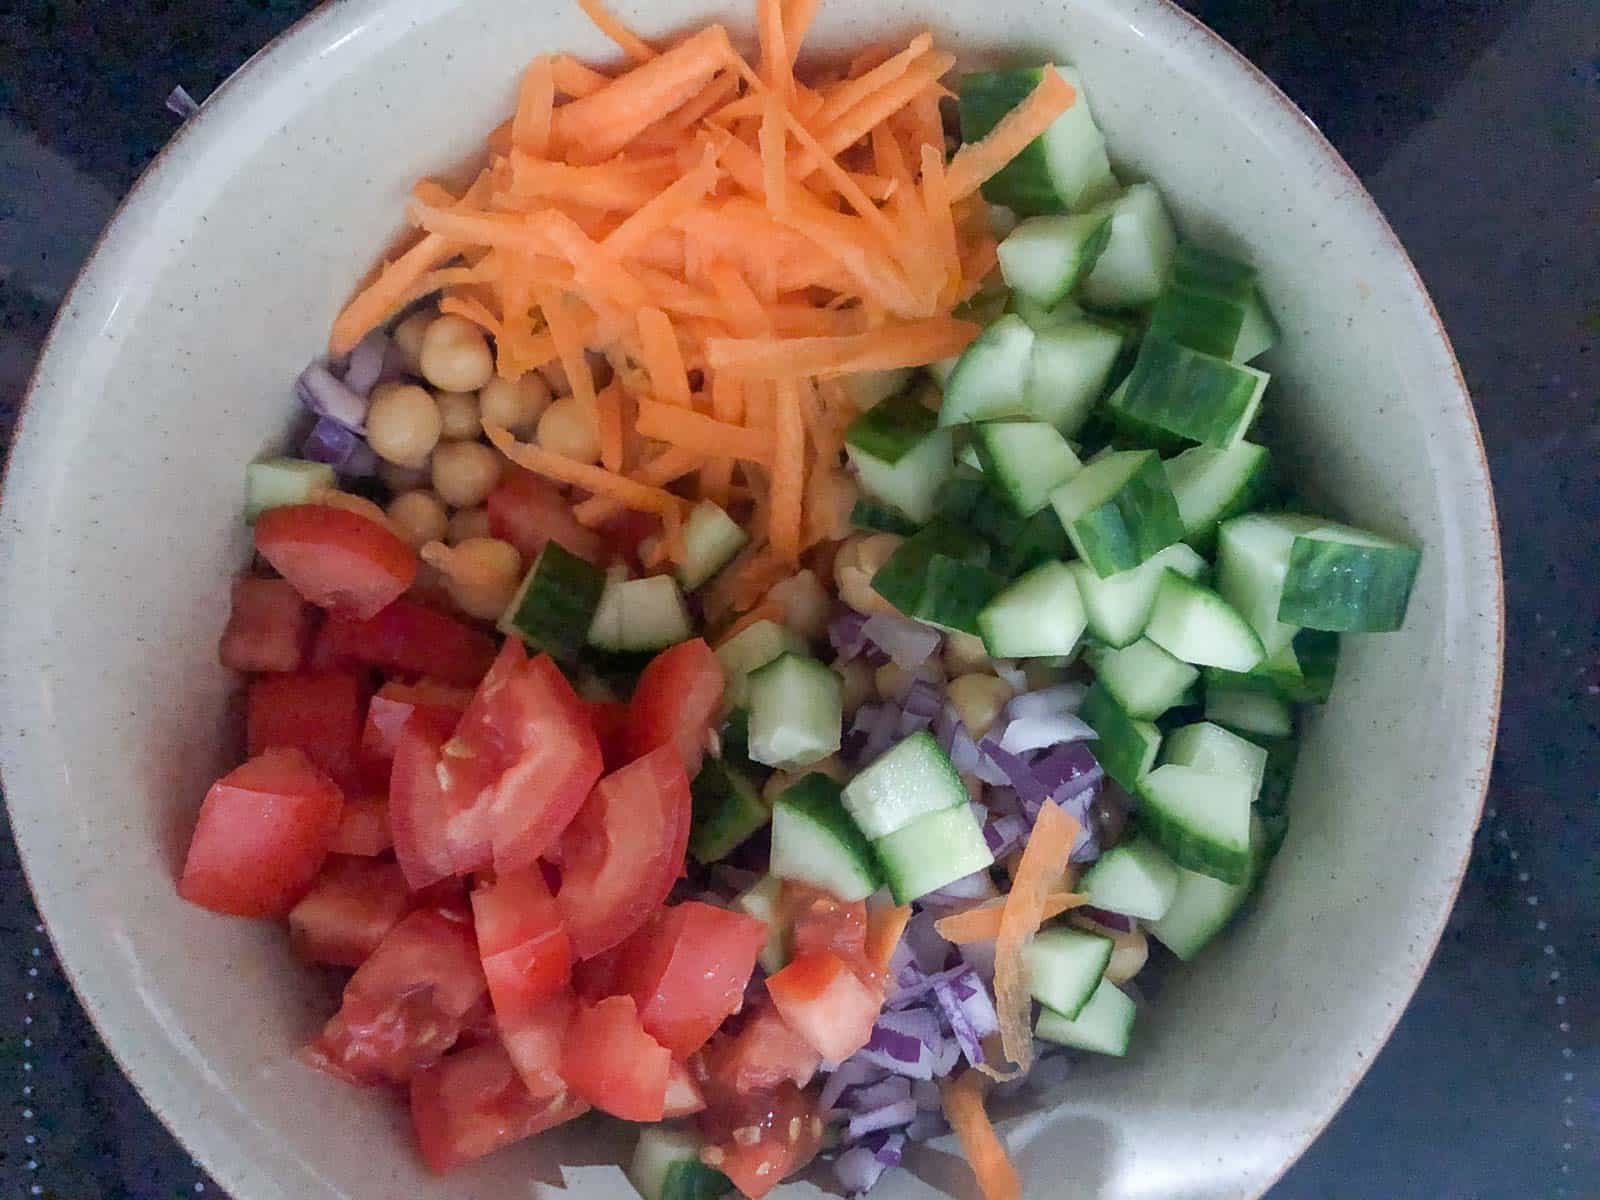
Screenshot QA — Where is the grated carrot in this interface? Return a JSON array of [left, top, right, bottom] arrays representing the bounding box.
[[600, 145, 723, 260], [780, 0, 821, 62], [506, 155, 676, 210], [576, 0, 657, 63], [439, 293, 505, 341], [711, 594, 783, 648], [757, 0, 793, 99], [811, 53, 955, 168], [595, 380, 625, 472], [635, 307, 694, 408], [815, 34, 933, 126], [550, 54, 612, 97], [572, 446, 702, 525], [945, 66, 1075, 201], [486, 423, 686, 517], [921, 143, 962, 304], [865, 904, 913, 974], [769, 377, 806, 562], [759, 89, 788, 217], [707, 317, 979, 377], [935, 893, 1086, 944], [534, 286, 599, 420], [940, 1071, 1021, 1200], [636, 398, 775, 462], [512, 56, 556, 156]]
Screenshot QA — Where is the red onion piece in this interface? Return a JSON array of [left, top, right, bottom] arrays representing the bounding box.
[[906, 1111, 947, 1142], [295, 362, 368, 433], [977, 739, 1049, 806], [829, 608, 871, 662], [834, 1145, 890, 1195], [1032, 741, 1102, 797], [848, 1098, 918, 1140], [999, 711, 1097, 754], [1006, 683, 1088, 721], [992, 660, 1027, 690], [341, 331, 392, 397], [302, 416, 377, 476], [820, 1058, 885, 1111], [861, 612, 941, 669], [934, 979, 985, 1066], [844, 1076, 912, 1112]]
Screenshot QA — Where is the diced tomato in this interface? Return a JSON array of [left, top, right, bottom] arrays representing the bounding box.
[[362, 680, 473, 763], [179, 748, 343, 918], [703, 1000, 821, 1095], [570, 943, 624, 1002], [247, 671, 366, 789], [454, 994, 499, 1050], [499, 985, 578, 1100], [389, 716, 485, 888], [218, 576, 314, 673], [663, 1059, 706, 1117], [288, 857, 411, 967], [789, 892, 877, 986], [303, 905, 487, 1086], [765, 951, 881, 1064], [586, 699, 630, 771], [471, 869, 571, 1024], [554, 746, 692, 959], [311, 599, 496, 687], [329, 794, 393, 856], [410, 1041, 588, 1173], [487, 468, 607, 565], [560, 996, 672, 1121], [600, 510, 661, 568], [697, 1078, 823, 1200], [255, 504, 416, 620], [613, 901, 767, 1059], [625, 639, 723, 777]]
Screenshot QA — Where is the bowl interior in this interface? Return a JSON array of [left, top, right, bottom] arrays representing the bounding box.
[[0, 1, 1499, 1197]]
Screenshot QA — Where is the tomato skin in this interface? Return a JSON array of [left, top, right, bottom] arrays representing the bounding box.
[[788, 892, 879, 987], [289, 857, 411, 967], [218, 576, 314, 673], [410, 1041, 588, 1173], [560, 996, 672, 1121], [303, 905, 487, 1087], [362, 680, 473, 764], [613, 901, 767, 1059], [625, 639, 724, 777], [255, 504, 416, 620], [765, 951, 881, 1064], [487, 468, 607, 566], [179, 748, 344, 918], [554, 745, 692, 960], [471, 869, 572, 1024], [329, 794, 393, 856], [499, 985, 578, 1100], [247, 671, 366, 790], [704, 1001, 821, 1095], [311, 599, 496, 687], [586, 699, 630, 772], [697, 1078, 823, 1200]]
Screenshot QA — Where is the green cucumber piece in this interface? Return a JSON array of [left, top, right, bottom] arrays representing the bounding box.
[[1279, 524, 1423, 632], [770, 774, 883, 903], [976, 561, 1087, 659], [1025, 927, 1113, 1019], [689, 758, 770, 865], [938, 314, 1036, 427], [845, 386, 939, 463], [1205, 626, 1340, 705], [499, 540, 607, 662], [1106, 336, 1269, 447], [1068, 542, 1208, 648], [934, 481, 1071, 578], [1160, 721, 1268, 801], [1204, 684, 1293, 739], [1048, 449, 1184, 577], [1025, 318, 1125, 435], [1079, 835, 1181, 921], [1148, 244, 1278, 362], [1147, 860, 1254, 962], [1163, 441, 1274, 552], [715, 619, 807, 709], [629, 1125, 731, 1200], [1216, 513, 1323, 657], [1078, 183, 1178, 310], [869, 524, 1006, 635], [1143, 570, 1266, 671], [1087, 637, 1198, 719], [841, 729, 966, 840], [1080, 682, 1161, 790], [1136, 763, 1255, 884], [1035, 977, 1135, 1056], [1255, 737, 1299, 857], [974, 421, 1083, 516], [849, 498, 922, 536], [675, 501, 747, 591], [746, 654, 842, 770], [244, 457, 336, 521], [872, 802, 995, 904], [733, 874, 790, 974], [587, 574, 693, 653], [847, 425, 956, 525], [998, 209, 1115, 308]]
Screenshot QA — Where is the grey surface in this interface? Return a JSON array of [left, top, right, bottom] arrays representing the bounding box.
[[0, 1, 1595, 1196]]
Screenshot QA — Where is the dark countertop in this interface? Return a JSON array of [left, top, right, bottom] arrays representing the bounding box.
[[0, 2, 1595, 1196]]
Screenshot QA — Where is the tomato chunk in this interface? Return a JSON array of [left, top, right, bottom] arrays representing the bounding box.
[[487, 468, 607, 565], [626, 638, 724, 777], [554, 745, 691, 959], [255, 504, 416, 619], [179, 748, 343, 918], [560, 996, 672, 1121], [312, 599, 496, 687], [704, 1000, 821, 1095], [329, 794, 393, 856], [765, 951, 881, 1064], [586, 699, 630, 772], [247, 671, 366, 789], [499, 985, 578, 1100], [789, 892, 878, 986], [471, 869, 571, 1023], [570, 943, 624, 1003], [303, 905, 487, 1086], [410, 1041, 588, 1173], [613, 901, 767, 1059], [362, 680, 473, 763], [218, 576, 314, 673], [288, 857, 411, 967], [697, 1077, 823, 1200]]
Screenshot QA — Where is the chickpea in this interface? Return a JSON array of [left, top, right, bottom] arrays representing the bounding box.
[[421, 537, 522, 620], [377, 456, 430, 493], [431, 440, 503, 508], [942, 630, 993, 676], [833, 532, 903, 616], [447, 506, 493, 545], [479, 373, 551, 436], [946, 672, 1015, 739], [538, 357, 571, 396], [366, 383, 441, 468], [419, 314, 495, 393], [1104, 927, 1149, 985], [536, 394, 602, 464], [392, 310, 434, 373], [434, 390, 481, 441], [386, 490, 450, 549], [874, 659, 945, 701], [835, 659, 874, 716], [771, 570, 830, 641]]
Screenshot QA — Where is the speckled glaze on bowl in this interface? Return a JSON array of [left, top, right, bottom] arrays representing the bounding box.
[[0, 1, 1500, 1197]]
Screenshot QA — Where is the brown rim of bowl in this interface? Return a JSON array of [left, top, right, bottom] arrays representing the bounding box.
[[0, 1, 1505, 1196]]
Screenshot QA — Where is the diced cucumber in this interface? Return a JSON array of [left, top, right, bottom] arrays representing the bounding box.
[[998, 208, 1115, 308], [974, 421, 1083, 516], [933, 482, 1070, 578], [957, 67, 1116, 216], [1069, 542, 1208, 648], [957, 442, 986, 472], [846, 386, 939, 463], [872, 802, 995, 904], [1035, 977, 1135, 1056], [1143, 570, 1266, 671], [733, 874, 790, 975], [1232, 291, 1279, 364], [1025, 927, 1113, 1019], [1160, 721, 1268, 801], [1204, 684, 1293, 739], [588, 574, 694, 653], [1007, 292, 1083, 331], [1163, 441, 1273, 552], [1136, 764, 1255, 884], [676, 501, 747, 591], [1279, 523, 1423, 633], [1257, 628, 1340, 703], [1216, 513, 1323, 657], [1080, 683, 1161, 790], [770, 774, 883, 903], [841, 729, 966, 839], [849, 498, 922, 536], [1049, 449, 1184, 577], [628, 1124, 731, 1200], [840, 368, 915, 412], [715, 619, 807, 709], [1079, 835, 1181, 920], [869, 525, 1007, 636], [1078, 183, 1178, 310], [976, 561, 1087, 659], [689, 758, 770, 865], [1025, 319, 1125, 435], [1147, 244, 1278, 363], [1147, 860, 1254, 961], [1255, 737, 1299, 857], [244, 457, 336, 521], [746, 654, 842, 770], [499, 540, 607, 662], [1087, 637, 1198, 719], [939, 314, 1036, 427], [847, 426, 956, 525], [1106, 337, 1269, 447]]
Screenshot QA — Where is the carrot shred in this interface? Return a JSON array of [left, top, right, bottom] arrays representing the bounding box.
[[506, 154, 676, 210], [635, 307, 694, 408], [535, 286, 599, 419], [940, 1071, 1022, 1200], [865, 904, 913, 973], [934, 893, 1086, 945], [601, 145, 723, 260], [439, 293, 505, 341], [329, 232, 457, 354], [812, 52, 955, 167], [780, 0, 821, 62], [661, 501, 687, 564], [486, 423, 686, 517], [769, 377, 805, 562], [595, 380, 625, 472], [815, 34, 933, 126], [707, 317, 979, 377], [920, 143, 962, 305], [576, 0, 657, 63], [758, 89, 788, 218], [512, 56, 556, 156], [904, 88, 945, 160], [636, 398, 774, 462], [571, 446, 703, 525], [550, 54, 612, 98], [945, 66, 1075, 201], [757, 0, 793, 99]]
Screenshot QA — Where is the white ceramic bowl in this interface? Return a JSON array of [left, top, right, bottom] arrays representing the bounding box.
[[0, 1, 1500, 1197]]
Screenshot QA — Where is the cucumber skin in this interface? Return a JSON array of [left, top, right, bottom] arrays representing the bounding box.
[[771, 773, 884, 899], [1134, 774, 1254, 885], [1080, 682, 1161, 791], [935, 479, 1070, 577], [500, 541, 607, 663], [845, 388, 938, 463], [1108, 336, 1268, 447], [1053, 451, 1185, 578], [959, 70, 1072, 216], [660, 1162, 734, 1200], [1205, 627, 1339, 704], [850, 498, 922, 537], [689, 758, 771, 865], [1279, 534, 1422, 632]]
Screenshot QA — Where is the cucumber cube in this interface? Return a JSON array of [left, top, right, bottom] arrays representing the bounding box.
[[1280, 524, 1422, 632], [733, 875, 791, 975], [1025, 319, 1125, 435], [1163, 441, 1274, 552], [1069, 542, 1208, 648], [1161, 722, 1268, 801], [977, 561, 1088, 660], [629, 1125, 731, 1200], [1035, 977, 1136, 1056], [1087, 637, 1198, 719], [872, 802, 995, 904], [244, 457, 335, 522], [1204, 684, 1294, 739], [974, 421, 1083, 516], [1079, 836, 1181, 921], [689, 758, 770, 865], [849, 499, 922, 537], [1136, 764, 1256, 884], [746, 654, 842, 769], [841, 729, 967, 840], [1216, 513, 1323, 657], [675, 501, 748, 591], [1049, 450, 1184, 578], [1080, 683, 1162, 790], [958, 67, 1116, 216], [1078, 183, 1179, 311], [998, 209, 1114, 308], [1106, 336, 1269, 447], [847, 426, 955, 525], [770, 774, 883, 903], [499, 541, 607, 663], [845, 387, 938, 463], [1147, 863, 1254, 961], [715, 620, 807, 708], [870, 527, 1007, 637], [939, 314, 1036, 427], [587, 574, 693, 653], [840, 368, 915, 413], [1143, 570, 1266, 671], [1025, 927, 1113, 1019]]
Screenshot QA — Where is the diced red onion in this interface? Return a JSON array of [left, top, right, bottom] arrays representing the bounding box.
[[901, 911, 951, 973], [947, 725, 982, 775], [877, 1005, 942, 1046], [842, 703, 899, 767], [986, 785, 1021, 817], [871, 1132, 906, 1167], [844, 1076, 912, 1113], [820, 1058, 885, 1111], [829, 608, 870, 662], [886, 964, 970, 1010], [861, 612, 941, 669], [897, 708, 934, 737], [834, 1145, 889, 1195], [901, 676, 943, 719], [999, 711, 1097, 754], [296, 362, 368, 433], [1032, 741, 1102, 798], [977, 740, 1048, 806], [953, 969, 999, 1037], [302, 417, 378, 476], [341, 331, 402, 398], [848, 1098, 918, 1140], [934, 980, 985, 1066], [958, 938, 997, 983], [984, 812, 1029, 859], [992, 660, 1027, 690], [1006, 683, 1087, 721], [932, 1033, 961, 1076], [912, 1079, 942, 1111]]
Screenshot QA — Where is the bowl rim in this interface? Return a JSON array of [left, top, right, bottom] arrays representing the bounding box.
[[0, 0, 1503, 1196]]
